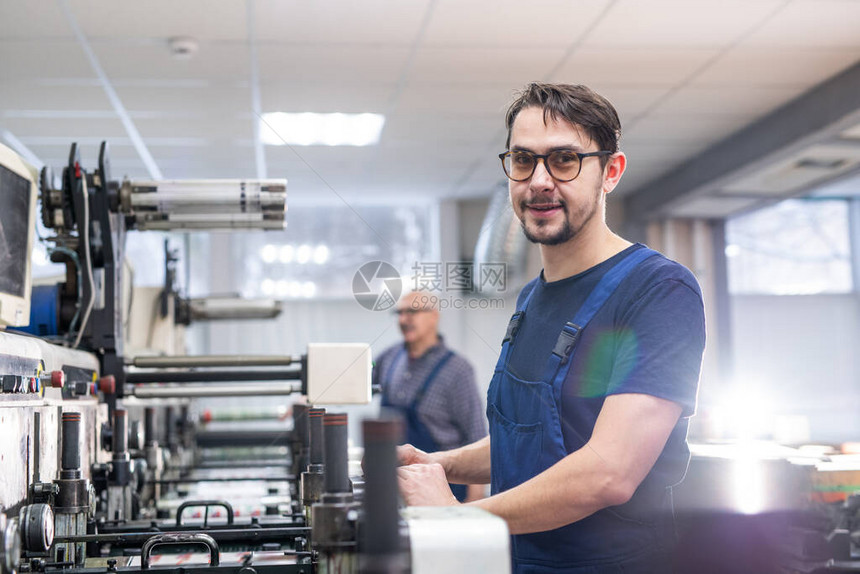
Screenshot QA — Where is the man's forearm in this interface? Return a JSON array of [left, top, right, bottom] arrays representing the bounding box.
[[430, 436, 491, 484], [468, 443, 622, 534]]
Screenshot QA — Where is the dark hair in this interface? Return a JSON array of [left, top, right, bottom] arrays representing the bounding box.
[[504, 83, 621, 161]]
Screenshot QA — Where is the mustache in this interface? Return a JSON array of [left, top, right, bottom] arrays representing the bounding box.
[[521, 198, 566, 208]]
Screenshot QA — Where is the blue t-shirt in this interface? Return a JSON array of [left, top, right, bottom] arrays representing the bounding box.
[[508, 243, 705, 521]]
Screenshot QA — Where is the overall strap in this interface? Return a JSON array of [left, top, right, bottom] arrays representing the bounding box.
[[495, 281, 539, 371], [410, 350, 455, 409], [541, 247, 660, 389], [380, 347, 407, 405]]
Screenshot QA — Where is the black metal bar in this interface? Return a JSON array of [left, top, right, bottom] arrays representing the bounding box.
[[168, 461, 290, 471], [154, 476, 293, 485], [126, 368, 302, 384], [54, 526, 311, 545], [195, 430, 290, 448]]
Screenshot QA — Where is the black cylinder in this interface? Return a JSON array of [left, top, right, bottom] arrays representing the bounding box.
[[165, 406, 176, 448], [362, 417, 403, 557], [323, 412, 349, 494], [308, 408, 326, 466], [126, 368, 301, 384], [195, 429, 289, 448], [61, 412, 81, 471], [292, 403, 310, 474], [144, 407, 156, 447], [293, 404, 309, 449], [113, 408, 128, 455]]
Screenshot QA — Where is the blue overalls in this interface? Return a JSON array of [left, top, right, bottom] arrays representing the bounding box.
[[488, 247, 665, 573], [381, 347, 468, 502]]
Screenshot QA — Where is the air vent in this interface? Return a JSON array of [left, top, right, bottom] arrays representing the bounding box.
[[720, 144, 860, 196]]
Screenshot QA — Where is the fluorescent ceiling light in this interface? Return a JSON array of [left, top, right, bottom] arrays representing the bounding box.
[[260, 112, 385, 146]]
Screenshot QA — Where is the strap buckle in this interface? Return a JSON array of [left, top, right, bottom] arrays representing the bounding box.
[[551, 322, 582, 365], [503, 311, 524, 343]]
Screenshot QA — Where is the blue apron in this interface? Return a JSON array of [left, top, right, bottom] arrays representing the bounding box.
[[381, 347, 468, 502], [488, 247, 668, 573]]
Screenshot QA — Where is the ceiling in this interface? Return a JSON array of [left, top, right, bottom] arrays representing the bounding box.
[[2, 0, 860, 214]]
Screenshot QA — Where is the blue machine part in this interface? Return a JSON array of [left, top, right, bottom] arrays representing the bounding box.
[[13, 284, 60, 337]]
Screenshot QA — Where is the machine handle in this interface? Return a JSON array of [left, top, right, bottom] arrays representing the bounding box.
[[175, 500, 234, 527], [140, 533, 220, 568]]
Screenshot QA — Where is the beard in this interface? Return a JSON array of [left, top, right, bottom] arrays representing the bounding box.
[[518, 183, 602, 245], [520, 213, 574, 245]]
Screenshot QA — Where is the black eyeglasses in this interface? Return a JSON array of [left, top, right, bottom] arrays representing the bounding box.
[[499, 150, 613, 182]]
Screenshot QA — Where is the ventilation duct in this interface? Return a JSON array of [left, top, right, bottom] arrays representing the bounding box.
[[472, 186, 530, 296]]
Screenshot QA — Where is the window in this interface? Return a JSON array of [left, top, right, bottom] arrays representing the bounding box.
[[725, 199, 851, 295], [233, 203, 436, 299]]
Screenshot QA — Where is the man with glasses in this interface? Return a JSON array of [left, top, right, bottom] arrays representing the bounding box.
[[374, 290, 487, 502], [397, 83, 705, 573]]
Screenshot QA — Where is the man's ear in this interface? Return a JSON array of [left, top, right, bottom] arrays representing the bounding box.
[[603, 152, 626, 195]]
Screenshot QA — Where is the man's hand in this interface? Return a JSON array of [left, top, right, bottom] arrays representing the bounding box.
[[396, 443, 434, 466], [397, 463, 459, 506]]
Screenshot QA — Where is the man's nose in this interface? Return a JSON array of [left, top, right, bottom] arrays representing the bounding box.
[[529, 157, 554, 190]]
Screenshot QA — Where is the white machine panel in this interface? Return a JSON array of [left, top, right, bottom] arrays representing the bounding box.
[[306, 343, 372, 405], [403, 506, 511, 574]]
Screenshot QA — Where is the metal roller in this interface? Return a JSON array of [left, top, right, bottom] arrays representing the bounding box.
[[126, 368, 301, 384], [119, 178, 286, 231], [18, 504, 54, 553], [131, 383, 302, 399], [131, 355, 300, 369], [0, 514, 21, 574]]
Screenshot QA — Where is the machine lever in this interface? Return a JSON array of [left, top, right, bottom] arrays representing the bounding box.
[[140, 533, 220, 568], [175, 500, 235, 527]]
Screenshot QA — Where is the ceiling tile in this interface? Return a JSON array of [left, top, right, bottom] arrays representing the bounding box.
[[260, 83, 393, 113], [383, 113, 499, 147], [112, 84, 249, 115], [258, 44, 410, 85], [692, 48, 860, 87], [396, 84, 514, 115], [92, 39, 251, 81], [625, 113, 756, 144], [2, 117, 126, 140], [746, 0, 860, 47], [593, 86, 671, 120], [584, 0, 786, 48], [650, 85, 808, 117], [0, 40, 93, 78], [553, 47, 720, 87], [254, 0, 430, 45], [424, 0, 610, 48], [73, 0, 247, 41], [0, 1, 72, 39], [135, 118, 252, 141], [0, 83, 112, 110], [409, 46, 563, 86]]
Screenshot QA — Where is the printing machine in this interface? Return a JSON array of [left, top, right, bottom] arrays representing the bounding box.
[[0, 141, 510, 574], [11, 137, 860, 574]]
